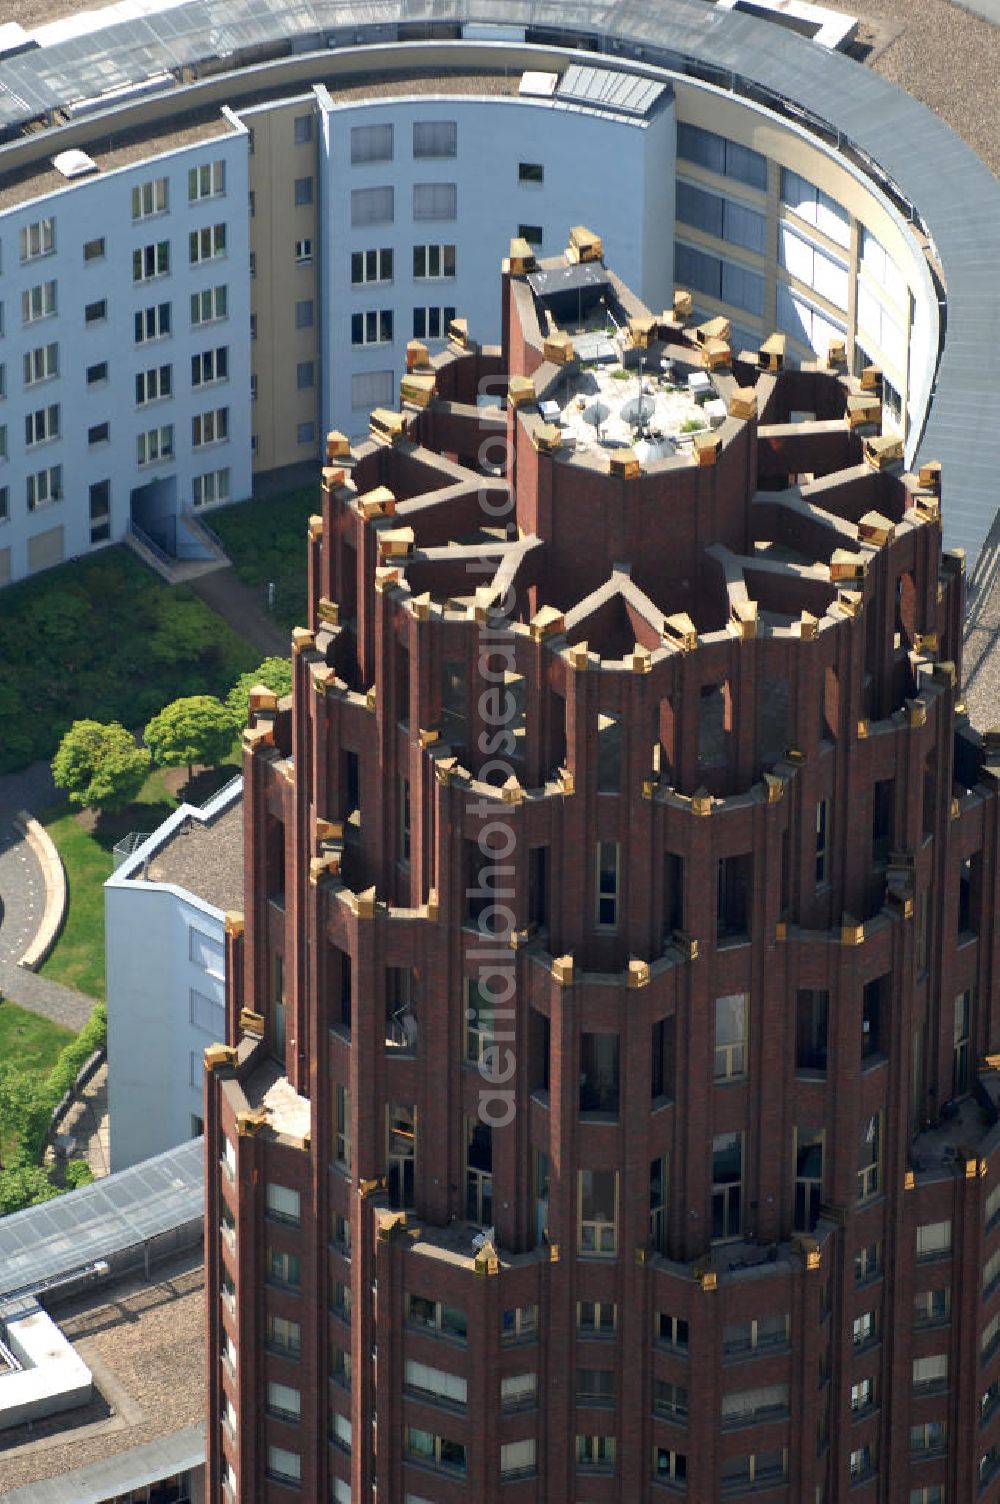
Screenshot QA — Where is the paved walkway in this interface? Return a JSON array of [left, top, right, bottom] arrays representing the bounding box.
[[189, 565, 291, 659], [48, 1061, 110, 1178]]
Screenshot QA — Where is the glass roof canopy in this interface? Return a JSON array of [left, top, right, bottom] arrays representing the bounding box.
[[0, 1137, 203, 1303]]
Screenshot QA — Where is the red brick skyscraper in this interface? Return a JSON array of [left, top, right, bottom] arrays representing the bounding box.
[[206, 234, 1000, 1503]]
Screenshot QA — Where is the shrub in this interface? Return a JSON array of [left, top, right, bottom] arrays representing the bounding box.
[[226, 657, 294, 728], [0, 1164, 60, 1217], [64, 1160, 95, 1191]]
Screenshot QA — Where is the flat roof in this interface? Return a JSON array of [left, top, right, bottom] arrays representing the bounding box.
[[138, 793, 245, 913], [0, 1246, 205, 1495]]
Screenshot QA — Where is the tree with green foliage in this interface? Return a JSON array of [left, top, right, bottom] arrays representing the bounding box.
[[144, 694, 235, 780], [64, 1160, 94, 1191], [226, 656, 294, 727], [51, 720, 151, 814], [0, 1163, 60, 1217]]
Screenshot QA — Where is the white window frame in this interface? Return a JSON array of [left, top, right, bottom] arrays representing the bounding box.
[[192, 408, 229, 449], [189, 160, 226, 202], [21, 281, 57, 323], [23, 343, 58, 386], [135, 365, 172, 406], [131, 177, 168, 221], [190, 223, 227, 265], [19, 218, 55, 262], [26, 464, 63, 510], [191, 285, 228, 326], [137, 424, 174, 467], [25, 404, 59, 447]]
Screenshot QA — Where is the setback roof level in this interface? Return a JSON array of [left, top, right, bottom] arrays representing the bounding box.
[[0, 1, 997, 562]]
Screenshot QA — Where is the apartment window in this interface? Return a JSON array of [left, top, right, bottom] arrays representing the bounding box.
[[851, 1377, 875, 1413], [677, 126, 768, 187], [405, 1429, 467, 1474], [25, 404, 59, 446], [723, 1314, 789, 1356], [86, 361, 108, 385], [676, 179, 766, 254], [577, 1368, 614, 1406], [519, 161, 544, 184], [191, 285, 227, 325], [595, 840, 620, 929], [578, 1301, 616, 1338], [781, 168, 851, 248], [131, 178, 168, 221], [413, 182, 457, 221], [714, 993, 747, 1081], [266, 1381, 300, 1423], [910, 1489, 944, 1504], [134, 242, 170, 285], [910, 1420, 947, 1456], [135, 365, 171, 405], [502, 1304, 538, 1344], [414, 120, 457, 158], [792, 1126, 824, 1232], [721, 1452, 788, 1491], [20, 218, 56, 263], [386, 1102, 416, 1210], [413, 242, 456, 279], [653, 1379, 687, 1421], [656, 1312, 689, 1351], [858, 1112, 881, 1202], [352, 309, 393, 345], [796, 988, 828, 1072], [267, 1247, 301, 1289], [331, 1345, 352, 1389], [189, 160, 225, 201], [134, 302, 171, 343], [501, 1372, 537, 1410], [0, 426, 5, 462], [88, 422, 109, 446], [404, 1359, 467, 1408], [578, 1168, 618, 1255], [913, 1354, 948, 1393], [0, 487, 8, 523], [193, 467, 230, 508], [916, 1220, 952, 1261], [352, 369, 394, 412], [721, 1383, 789, 1427], [712, 1131, 744, 1241], [351, 123, 393, 163], [650, 1156, 667, 1253], [85, 298, 106, 324], [779, 221, 849, 309], [294, 176, 314, 206], [500, 1440, 536, 1478], [266, 1182, 300, 1225], [88, 481, 110, 543], [293, 112, 312, 144], [674, 241, 765, 316], [596, 711, 621, 791], [954, 989, 972, 1096], [351, 186, 394, 227], [351, 247, 393, 284], [334, 1082, 351, 1170], [412, 305, 456, 340], [266, 1314, 301, 1358], [83, 236, 104, 262], [190, 224, 226, 264], [983, 1311, 1000, 1359], [267, 1447, 300, 1484], [295, 238, 312, 264], [914, 1287, 950, 1325], [815, 798, 830, 883], [577, 1434, 615, 1471], [295, 299, 315, 330], [519, 222, 543, 247], [192, 407, 229, 447], [137, 424, 174, 466], [191, 346, 229, 387], [654, 1448, 687, 1484], [463, 978, 494, 1064], [296, 360, 315, 390], [23, 343, 58, 386], [406, 1294, 467, 1342], [22, 281, 57, 323], [853, 1309, 879, 1347], [466, 1119, 493, 1225]]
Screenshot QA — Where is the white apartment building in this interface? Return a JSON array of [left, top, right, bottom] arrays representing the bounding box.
[[0, 113, 252, 583], [104, 778, 243, 1171]]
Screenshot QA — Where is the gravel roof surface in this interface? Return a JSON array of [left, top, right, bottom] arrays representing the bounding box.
[[142, 799, 244, 913], [0, 1252, 205, 1493]]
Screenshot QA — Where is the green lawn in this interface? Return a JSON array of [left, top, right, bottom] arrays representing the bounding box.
[[0, 546, 258, 774], [0, 1002, 74, 1164], [208, 487, 316, 629], [39, 752, 241, 1000]]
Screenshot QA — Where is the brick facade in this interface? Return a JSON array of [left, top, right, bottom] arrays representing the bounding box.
[[206, 244, 1000, 1503]]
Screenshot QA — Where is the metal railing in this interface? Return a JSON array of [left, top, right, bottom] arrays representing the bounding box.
[[112, 831, 152, 871], [127, 520, 173, 567]]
